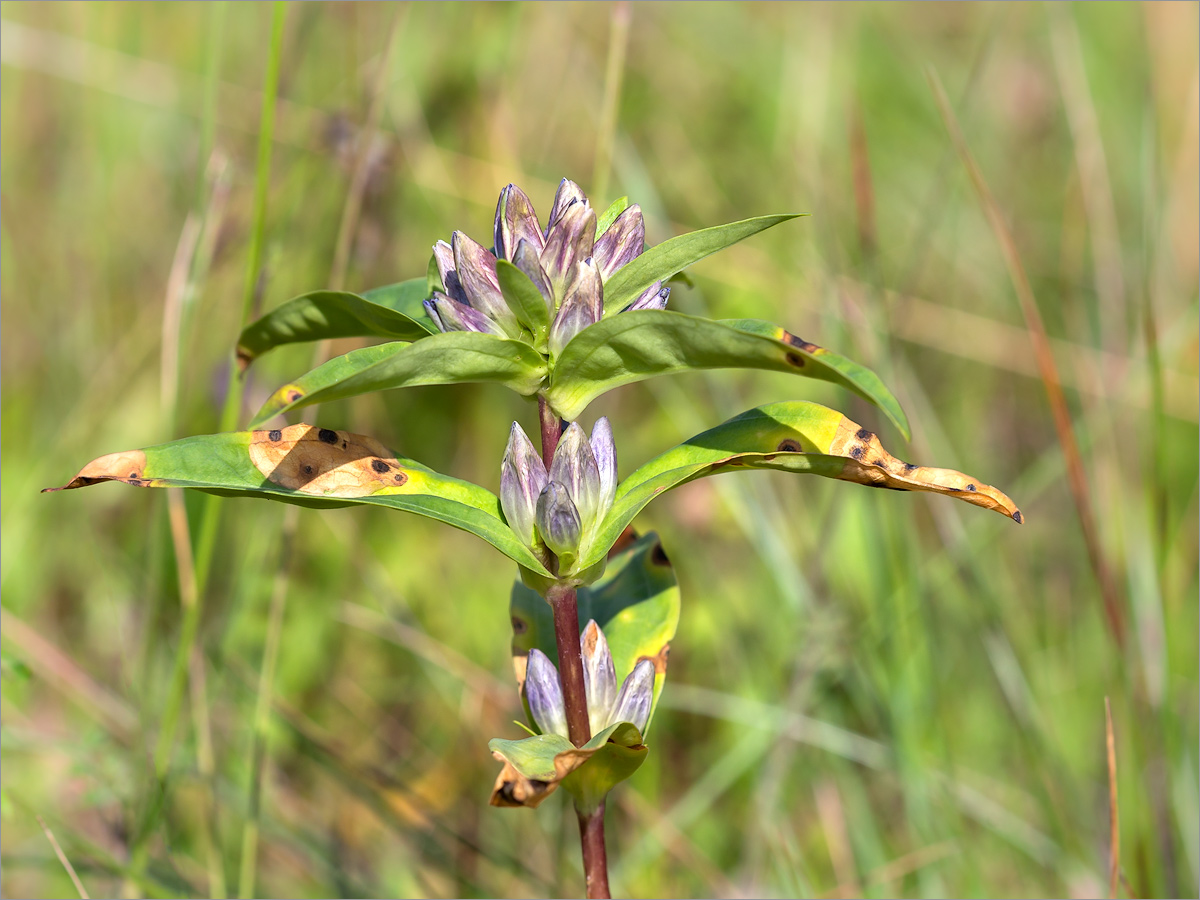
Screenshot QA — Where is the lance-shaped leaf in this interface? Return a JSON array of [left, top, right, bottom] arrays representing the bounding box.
[[544, 310, 909, 436], [600, 212, 804, 309], [249, 332, 547, 426], [44, 424, 552, 576], [489, 721, 645, 813], [496, 257, 550, 339], [236, 278, 436, 370], [577, 402, 1022, 571], [510, 532, 679, 733]]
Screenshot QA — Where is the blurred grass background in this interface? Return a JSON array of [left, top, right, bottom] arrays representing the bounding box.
[[2, 2, 1197, 897]]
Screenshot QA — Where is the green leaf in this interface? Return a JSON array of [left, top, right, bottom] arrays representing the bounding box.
[[489, 722, 646, 812], [602, 213, 804, 311], [510, 532, 680, 734], [496, 259, 550, 340], [596, 196, 629, 236], [236, 278, 435, 369], [579, 402, 1022, 570], [250, 332, 547, 426], [544, 310, 909, 435], [44, 424, 552, 576]]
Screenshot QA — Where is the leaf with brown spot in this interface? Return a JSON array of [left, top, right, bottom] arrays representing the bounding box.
[[249, 424, 409, 498], [44, 429, 552, 576], [488, 722, 646, 813], [579, 401, 1022, 571]]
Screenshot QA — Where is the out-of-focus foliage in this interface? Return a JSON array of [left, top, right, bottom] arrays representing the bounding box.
[[2, 3, 1196, 898]]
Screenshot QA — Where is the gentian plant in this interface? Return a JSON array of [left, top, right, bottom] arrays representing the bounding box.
[[48, 179, 1021, 898]]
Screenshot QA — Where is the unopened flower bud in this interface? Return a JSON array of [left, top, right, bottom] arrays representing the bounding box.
[[494, 183, 545, 262], [423, 294, 507, 336], [451, 231, 520, 337], [525, 649, 567, 738], [589, 417, 617, 526], [624, 282, 670, 313], [610, 658, 655, 734], [548, 422, 601, 532], [535, 481, 582, 561], [548, 258, 602, 356], [581, 620, 618, 735], [500, 423, 548, 546], [593, 204, 646, 280]]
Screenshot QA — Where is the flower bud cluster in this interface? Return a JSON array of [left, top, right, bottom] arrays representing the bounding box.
[[424, 179, 670, 352], [500, 417, 616, 574], [525, 620, 655, 738]]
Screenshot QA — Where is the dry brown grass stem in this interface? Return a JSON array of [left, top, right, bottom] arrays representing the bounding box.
[[927, 66, 1127, 650], [37, 815, 90, 899]]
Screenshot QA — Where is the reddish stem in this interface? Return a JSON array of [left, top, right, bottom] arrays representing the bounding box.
[[546, 582, 592, 749], [577, 802, 611, 899], [537, 394, 609, 895], [538, 395, 563, 470]]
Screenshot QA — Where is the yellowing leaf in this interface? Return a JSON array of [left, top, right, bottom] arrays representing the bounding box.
[[248, 424, 410, 498]]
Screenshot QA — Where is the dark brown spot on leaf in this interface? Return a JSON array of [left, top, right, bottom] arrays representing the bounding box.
[[303, 465, 314, 475], [650, 542, 671, 566], [966, 483, 977, 491], [371, 459, 390, 473], [318, 428, 338, 445], [287, 390, 303, 403], [904, 462, 918, 473], [849, 445, 865, 460], [1012, 510, 1023, 524], [268, 429, 282, 442], [608, 526, 639, 557], [511, 616, 528, 634], [785, 353, 805, 367], [782, 332, 821, 353], [392, 472, 407, 485], [777, 438, 803, 452], [856, 428, 874, 441]]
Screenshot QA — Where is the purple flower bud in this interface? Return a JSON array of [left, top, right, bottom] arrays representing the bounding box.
[[623, 282, 670, 313], [541, 203, 597, 300], [501, 422, 548, 546], [548, 422, 601, 532], [546, 178, 588, 235], [525, 649, 567, 738], [548, 258, 602, 356], [512, 239, 555, 314], [610, 658, 655, 734], [590, 417, 617, 524], [535, 481, 582, 561], [451, 231, 520, 337], [423, 294, 507, 336], [494, 183, 545, 262], [580, 620, 617, 735], [432, 240, 459, 298], [592, 204, 646, 280]]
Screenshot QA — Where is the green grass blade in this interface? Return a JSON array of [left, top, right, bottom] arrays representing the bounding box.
[[235, 279, 435, 369], [249, 332, 547, 426], [545, 311, 909, 436], [44, 425, 552, 576], [602, 213, 804, 311], [580, 402, 1021, 570]]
